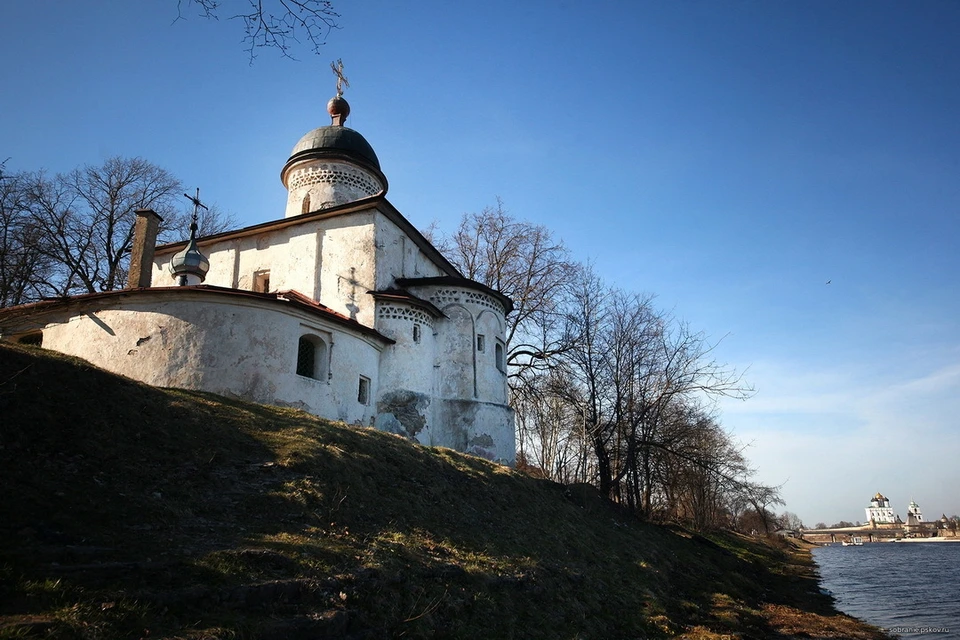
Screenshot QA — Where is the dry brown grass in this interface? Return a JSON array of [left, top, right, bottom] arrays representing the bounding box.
[[0, 343, 892, 639]]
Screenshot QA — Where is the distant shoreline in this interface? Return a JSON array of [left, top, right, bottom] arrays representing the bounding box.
[[884, 537, 960, 543], [816, 537, 960, 545]]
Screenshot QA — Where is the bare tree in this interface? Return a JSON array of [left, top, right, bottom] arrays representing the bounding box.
[[439, 201, 586, 481], [438, 205, 777, 530], [164, 201, 237, 241], [6, 157, 235, 301], [632, 319, 754, 517], [441, 199, 579, 378], [19, 169, 91, 296], [552, 265, 613, 491], [512, 368, 593, 484], [68, 157, 184, 291], [0, 165, 55, 307], [740, 484, 786, 533], [777, 511, 804, 531], [556, 266, 755, 511], [652, 406, 742, 530], [22, 157, 183, 295], [176, 0, 340, 62], [738, 507, 776, 534]]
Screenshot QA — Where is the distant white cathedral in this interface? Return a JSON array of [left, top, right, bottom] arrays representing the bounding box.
[[865, 492, 896, 524]]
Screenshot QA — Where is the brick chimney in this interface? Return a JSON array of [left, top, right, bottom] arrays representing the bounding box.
[[127, 209, 163, 288]]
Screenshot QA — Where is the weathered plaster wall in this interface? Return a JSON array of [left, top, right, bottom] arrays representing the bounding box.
[[474, 308, 509, 403], [154, 211, 380, 325], [10, 292, 383, 426], [435, 304, 476, 399], [372, 215, 445, 287], [374, 301, 438, 440], [384, 283, 515, 464], [410, 285, 510, 407], [317, 214, 377, 325], [429, 399, 516, 465], [154, 205, 451, 331], [284, 160, 384, 217], [124, 198, 517, 464]]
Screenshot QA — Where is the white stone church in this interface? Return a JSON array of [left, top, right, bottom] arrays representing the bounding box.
[[0, 90, 516, 464]]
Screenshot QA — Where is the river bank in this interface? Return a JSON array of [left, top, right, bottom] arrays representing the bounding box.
[[887, 537, 960, 543], [0, 344, 896, 639], [759, 538, 895, 640]]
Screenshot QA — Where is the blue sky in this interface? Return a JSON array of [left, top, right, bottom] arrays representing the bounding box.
[[3, 1, 958, 526]]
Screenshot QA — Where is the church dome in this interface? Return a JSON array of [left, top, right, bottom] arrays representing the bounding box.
[[287, 125, 381, 172], [280, 92, 388, 217]]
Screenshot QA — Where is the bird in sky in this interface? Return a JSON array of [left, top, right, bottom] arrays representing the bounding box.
[[826, 280, 832, 285]]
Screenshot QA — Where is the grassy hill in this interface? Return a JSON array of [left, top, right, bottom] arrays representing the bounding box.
[[0, 343, 890, 639]]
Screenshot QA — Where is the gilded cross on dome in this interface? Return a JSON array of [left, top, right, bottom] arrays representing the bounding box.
[[331, 59, 349, 97]]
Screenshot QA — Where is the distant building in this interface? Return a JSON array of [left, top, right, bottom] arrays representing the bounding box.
[[865, 492, 896, 524], [937, 514, 958, 538], [906, 500, 924, 526], [904, 500, 935, 537], [802, 495, 955, 543]]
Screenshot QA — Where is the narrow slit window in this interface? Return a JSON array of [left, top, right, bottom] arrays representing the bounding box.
[[495, 342, 505, 373], [301, 193, 311, 214], [476, 334, 485, 352], [413, 324, 421, 343], [358, 375, 370, 405]]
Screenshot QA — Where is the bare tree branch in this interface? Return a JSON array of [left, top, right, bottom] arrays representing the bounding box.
[[2, 157, 235, 303], [175, 0, 340, 62]]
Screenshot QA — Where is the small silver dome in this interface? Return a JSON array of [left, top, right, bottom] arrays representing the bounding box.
[[169, 224, 209, 285]]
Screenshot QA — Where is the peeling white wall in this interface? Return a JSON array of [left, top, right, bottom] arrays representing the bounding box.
[[408, 284, 511, 407], [155, 211, 380, 325], [376, 283, 515, 465], [429, 399, 516, 465], [373, 215, 444, 286], [63, 195, 518, 464], [13, 292, 384, 426], [374, 301, 438, 442]]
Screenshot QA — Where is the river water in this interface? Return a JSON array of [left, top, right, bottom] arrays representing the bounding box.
[[812, 542, 960, 638]]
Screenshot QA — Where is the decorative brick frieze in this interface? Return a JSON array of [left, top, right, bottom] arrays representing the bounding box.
[[427, 289, 505, 314], [287, 163, 382, 196], [377, 304, 435, 328]]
